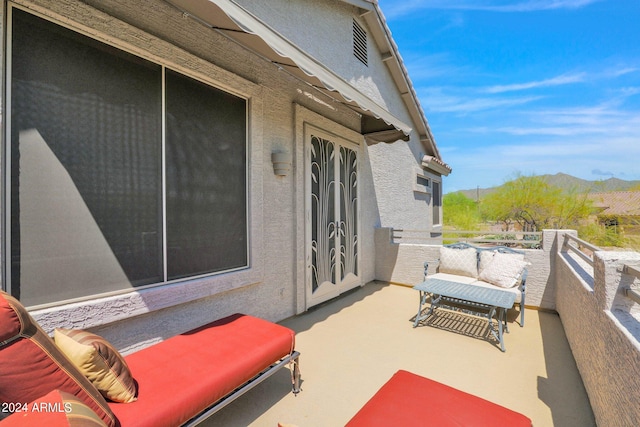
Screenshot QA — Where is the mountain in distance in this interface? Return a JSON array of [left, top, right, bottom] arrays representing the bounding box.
[[456, 173, 640, 201]]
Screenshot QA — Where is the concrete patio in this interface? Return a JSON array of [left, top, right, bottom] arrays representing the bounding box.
[[203, 281, 595, 426]]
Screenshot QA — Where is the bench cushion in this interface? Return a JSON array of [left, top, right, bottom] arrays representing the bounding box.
[[108, 313, 295, 427], [346, 370, 531, 427], [471, 280, 522, 303], [0, 291, 116, 427]]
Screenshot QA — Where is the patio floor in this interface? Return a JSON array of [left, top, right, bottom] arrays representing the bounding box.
[[202, 281, 596, 426]]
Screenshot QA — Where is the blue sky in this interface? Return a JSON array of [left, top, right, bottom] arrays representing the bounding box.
[[377, 0, 640, 193]]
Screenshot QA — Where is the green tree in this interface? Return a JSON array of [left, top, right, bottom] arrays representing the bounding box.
[[443, 192, 481, 230], [480, 174, 592, 232]]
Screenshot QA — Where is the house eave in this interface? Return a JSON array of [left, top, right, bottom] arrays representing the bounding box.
[[166, 0, 413, 137], [353, 1, 444, 162], [422, 155, 452, 176]]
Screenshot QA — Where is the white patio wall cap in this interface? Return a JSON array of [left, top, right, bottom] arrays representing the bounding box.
[[422, 155, 452, 176], [166, 0, 412, 137]]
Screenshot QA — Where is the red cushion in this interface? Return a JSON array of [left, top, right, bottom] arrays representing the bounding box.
[[346, 370, 532, 427], [108, 313, 295, 427], [0, 292, 116, 427]]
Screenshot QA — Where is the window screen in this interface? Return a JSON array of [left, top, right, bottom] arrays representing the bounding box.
[[165, 70, 247, 279], [9, 9, 248, 306], [10, 9, 163, 304]]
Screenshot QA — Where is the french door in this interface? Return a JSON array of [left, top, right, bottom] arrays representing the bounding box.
[[306, 127, 360, 307]]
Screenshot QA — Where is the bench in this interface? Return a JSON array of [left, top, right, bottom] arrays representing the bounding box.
[[415, 242, 529, 328], [0, 291, 300, 426]]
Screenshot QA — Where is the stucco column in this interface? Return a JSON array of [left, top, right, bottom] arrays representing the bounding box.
[[594, 251, 640, 312]]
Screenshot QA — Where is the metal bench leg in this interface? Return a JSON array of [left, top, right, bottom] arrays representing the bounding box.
[[503, 308, 509, 334], [414, 291, 425, 327], [414, 292, 437, 327], [291, 357, 301, 395], [498, 311, 506, 352], [520, 294, 525, 327], [487, 307, 506, 352]]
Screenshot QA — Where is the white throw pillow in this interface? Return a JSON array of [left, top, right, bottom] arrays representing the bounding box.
[[478, 250, 496, 274], [439, 247, 478, 278], [478, 252, 528, 288], [479, 250, 525, 274]]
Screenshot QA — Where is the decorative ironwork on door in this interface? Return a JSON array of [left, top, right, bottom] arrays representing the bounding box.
[[310, 134, 358, 296], [339, 145, 358, 280], [311, 135, 335, 293]]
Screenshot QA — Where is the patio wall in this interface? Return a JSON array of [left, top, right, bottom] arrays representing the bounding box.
[[375, 226, 640, 424], [374, 227, 556, 310], [554, 231, 640, 425]]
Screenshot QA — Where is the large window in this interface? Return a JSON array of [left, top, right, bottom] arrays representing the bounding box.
[[8, 9, 248, 306]]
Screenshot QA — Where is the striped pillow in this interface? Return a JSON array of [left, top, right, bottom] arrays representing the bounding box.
[[54, 329, 137, 403]]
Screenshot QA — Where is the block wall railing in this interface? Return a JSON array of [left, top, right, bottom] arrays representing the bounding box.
[[374, 227, 555, 310], [555, 231, 640, 425], [375, 227, 640, 424]]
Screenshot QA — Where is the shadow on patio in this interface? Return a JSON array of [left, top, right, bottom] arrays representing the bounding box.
[[202, 281, 595, 426]]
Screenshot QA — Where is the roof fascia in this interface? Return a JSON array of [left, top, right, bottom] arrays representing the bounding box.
[[354, 2, 445, 161], [338, 0, 376, 11], [168, 0, 412, 136]]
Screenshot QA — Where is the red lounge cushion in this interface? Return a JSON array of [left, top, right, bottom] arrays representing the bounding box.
[[0, 292, 116, 427], [108, 313, 295, 427], [346, 370, 532, 427], [0, 389, 107, 426]]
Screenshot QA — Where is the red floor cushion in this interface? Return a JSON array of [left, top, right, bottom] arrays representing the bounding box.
[[108, 313, 296, 427], [346, 370, 532, 427]]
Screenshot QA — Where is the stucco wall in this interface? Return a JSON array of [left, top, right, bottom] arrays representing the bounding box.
[[368, 141, 438, 231], [555, 236, 640, 425], [374, 227, 557, 310], [236, 0, 404, 115], [237, 0, 439, 232]]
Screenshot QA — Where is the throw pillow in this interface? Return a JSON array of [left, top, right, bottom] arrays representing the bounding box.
[[478, 250, 496, 274], [439, 247, 478, 278], [479, 250, 525, 274], [478, 252, 528, 288], [54, 328, 138, 403]]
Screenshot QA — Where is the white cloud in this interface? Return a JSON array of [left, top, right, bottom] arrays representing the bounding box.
[[603, 67, 640, 78], [379, 0, 603, 18], [483, 73, 586, 93], [419, 87, 543, 113], [402, 53, 470, 80], [456, 98, 640, 137]]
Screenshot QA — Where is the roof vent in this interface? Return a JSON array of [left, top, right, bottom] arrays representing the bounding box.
[[352, 19, 368, 66]]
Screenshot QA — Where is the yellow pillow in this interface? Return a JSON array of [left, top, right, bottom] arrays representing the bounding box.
[[54, 328, 137, 403]]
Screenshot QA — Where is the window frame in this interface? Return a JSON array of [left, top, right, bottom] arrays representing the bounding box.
[[3, 3, 264, 312], [432, 179, 443, 227], [413, 169, 432, 194]]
